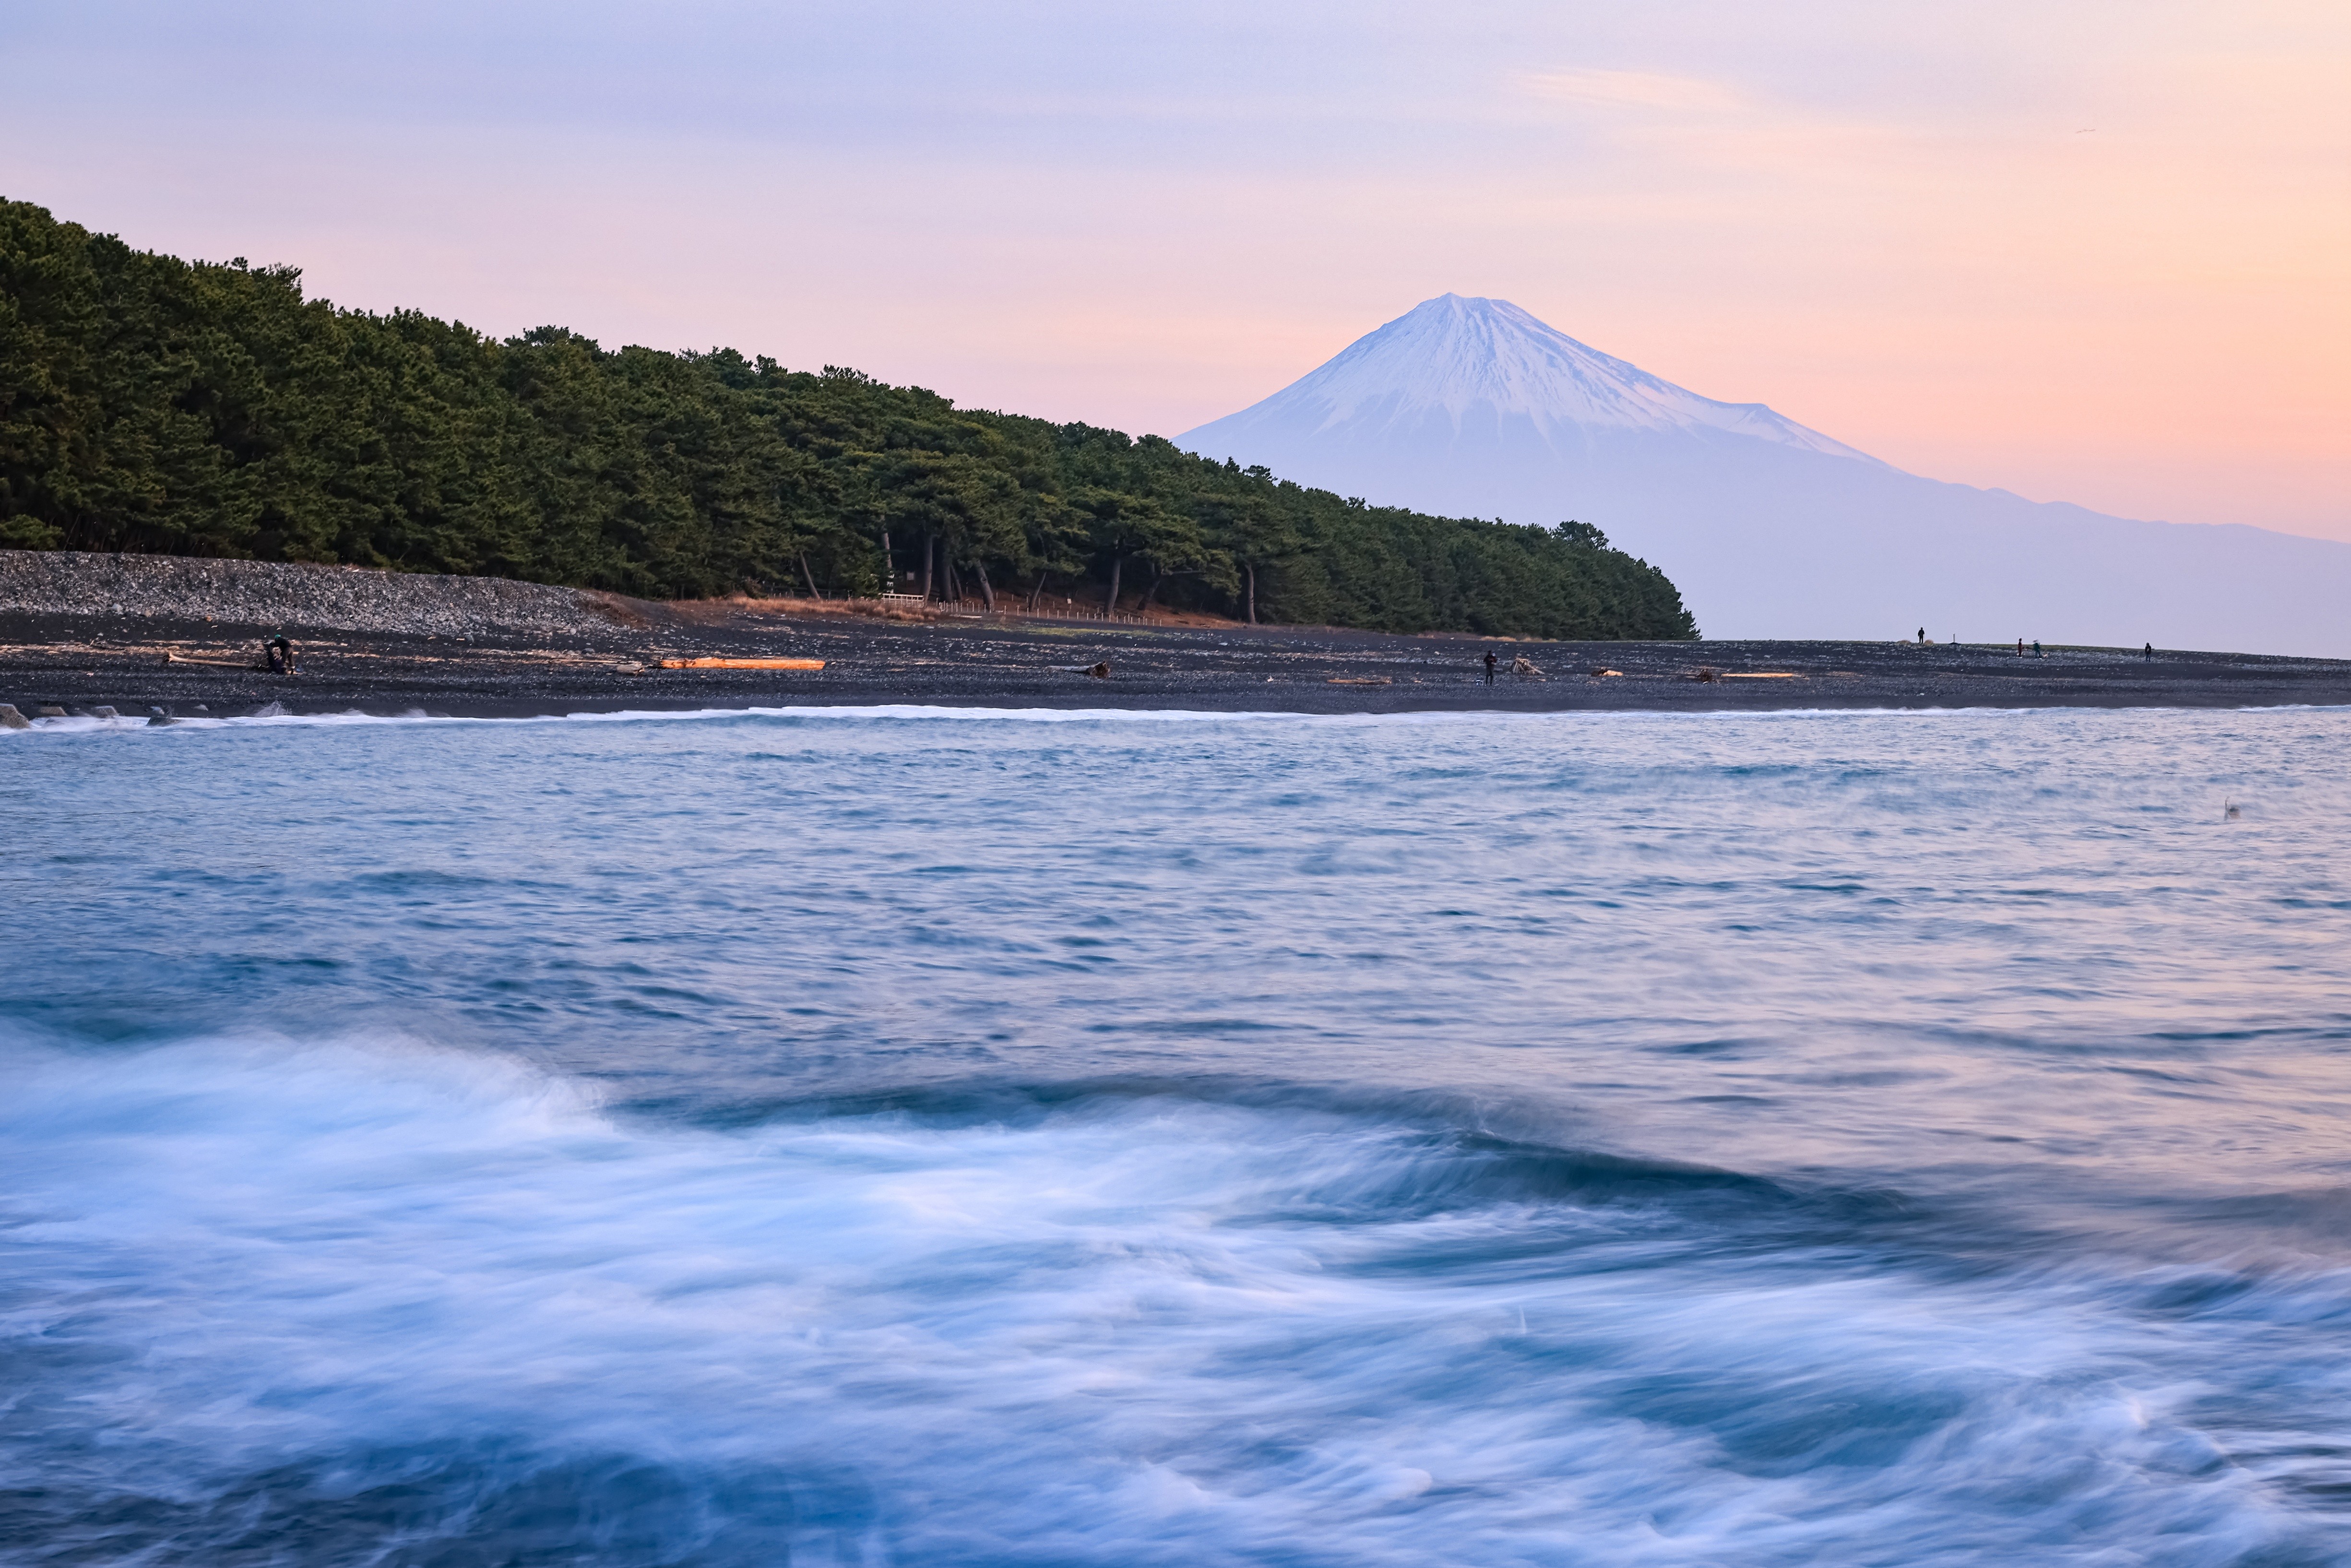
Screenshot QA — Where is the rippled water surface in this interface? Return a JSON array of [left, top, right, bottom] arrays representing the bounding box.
[[6, 705, 2351, 1566]]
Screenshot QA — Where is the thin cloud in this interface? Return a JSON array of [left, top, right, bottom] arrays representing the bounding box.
[[1518, 68, 1745, 115]]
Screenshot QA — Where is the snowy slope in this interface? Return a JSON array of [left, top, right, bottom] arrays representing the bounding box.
[[1201, 294, 1875, 459], [1177, 297, 2351, 655]]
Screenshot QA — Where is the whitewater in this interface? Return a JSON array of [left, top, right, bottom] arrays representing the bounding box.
[[5, 706, 2350, 1565]]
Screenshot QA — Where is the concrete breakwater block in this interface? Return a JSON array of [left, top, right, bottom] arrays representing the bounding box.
[[0, 704, 27, 729]]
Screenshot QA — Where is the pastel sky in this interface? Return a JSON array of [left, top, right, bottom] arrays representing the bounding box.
[[6, 1, 2344, 538]]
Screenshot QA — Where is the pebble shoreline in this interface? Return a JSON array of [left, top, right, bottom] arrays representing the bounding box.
[[4, 550, 2348, 719], [0, 550, 644, 641]]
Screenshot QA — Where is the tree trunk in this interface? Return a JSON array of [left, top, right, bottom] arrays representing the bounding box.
[[1028, 570, 1047, 610], [921, 535, 935, 600], [1245, 562, 1257, 625], [945, 554, 962, 603], [970, 557, 995, 611], [1104, 555, 1123, 615], [799, 552, 822, 601], [881, 532, 893, 588]]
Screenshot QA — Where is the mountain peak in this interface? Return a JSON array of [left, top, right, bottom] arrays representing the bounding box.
[[1187, 294, 1873, 461], [1172, 295, 2351, 656]]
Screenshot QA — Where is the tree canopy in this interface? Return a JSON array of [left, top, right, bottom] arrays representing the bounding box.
[[0, 200, 1697, 639]]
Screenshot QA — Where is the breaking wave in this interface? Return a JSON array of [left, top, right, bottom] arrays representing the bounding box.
[[5, 1033, 2347, 1567]]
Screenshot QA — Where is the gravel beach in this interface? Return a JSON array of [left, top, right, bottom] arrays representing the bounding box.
[[4, 550, 2346, 719]]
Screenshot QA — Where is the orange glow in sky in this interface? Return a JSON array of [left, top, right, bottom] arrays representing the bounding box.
[[4, 1, 2344, 537]]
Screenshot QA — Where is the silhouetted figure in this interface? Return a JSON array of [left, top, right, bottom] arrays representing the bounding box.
[[2144, 642, 2154, 662], [266, 636, 295, 674], [2033, 641, 2043, 658], [2016, 638, 2023, 654], [1917, 628, 1925, 643], [1482, 651, 1497, 685]]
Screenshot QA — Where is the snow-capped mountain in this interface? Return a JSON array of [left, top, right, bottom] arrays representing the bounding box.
[[1178, 295, 2350, 654], [1198, 294, 1875, 461]]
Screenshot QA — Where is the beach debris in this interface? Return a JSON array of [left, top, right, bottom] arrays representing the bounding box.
[[1509, 656, 1546, 680], [1690, 666, 1718, 682], [1328, 677, 1393, 686], [1718, 672, 1801, 679], [656, 657, 826, 670], [1589, 668, 1622, 677], [1051, 663, 1112, 677], [0, 704, 27, 729], [36, 706, 65, 717]]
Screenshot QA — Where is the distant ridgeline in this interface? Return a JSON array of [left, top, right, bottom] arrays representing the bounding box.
[[0, 201, 1696, 639]]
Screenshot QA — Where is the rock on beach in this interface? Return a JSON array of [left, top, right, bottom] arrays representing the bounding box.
[[0, 550, 645, 641], [6, 548, 2351, 720]]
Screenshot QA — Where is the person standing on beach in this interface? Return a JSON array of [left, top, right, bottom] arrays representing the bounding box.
[[2016, 638, 2024, 655], [2145, 642, 2154, 662], [1483, 651, 1498, 685]]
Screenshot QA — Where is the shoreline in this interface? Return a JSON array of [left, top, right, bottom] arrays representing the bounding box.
[[6, 551, 2348, 719], [9, 605, 2351, 720], [15, 701, 2351, 738]]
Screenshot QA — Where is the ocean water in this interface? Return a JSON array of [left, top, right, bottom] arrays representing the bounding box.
[[5, 704, 2350, 1566]]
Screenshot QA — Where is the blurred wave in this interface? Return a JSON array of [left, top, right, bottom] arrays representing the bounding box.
[[7, 707, 2351, 1563], [7, 1034, 2349, 1566]]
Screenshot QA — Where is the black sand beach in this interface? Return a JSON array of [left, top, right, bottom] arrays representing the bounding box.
[[3, 551, 2345, 718]]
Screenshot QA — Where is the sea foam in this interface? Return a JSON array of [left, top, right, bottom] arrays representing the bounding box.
[[5, 1032, 2342, 1565]]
